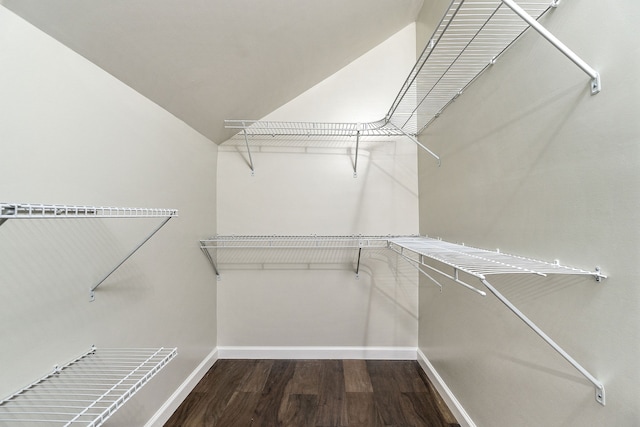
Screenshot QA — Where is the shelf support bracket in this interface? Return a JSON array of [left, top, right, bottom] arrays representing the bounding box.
[[388, 244, 485, 295], [353, 130, 360, 178], [480, 278, 605, 405], [355, 247, 362, 279], [243, 126, 255, 176], [90, 216, 173, 301], [393, 248, 443, 291], [501, 0, 600, 94], [388, 123, 441, 166], [202, 246, 221, 281]]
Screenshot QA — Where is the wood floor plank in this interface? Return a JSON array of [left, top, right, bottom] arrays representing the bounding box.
[[164, 359, 459, 427], [372, 391, 409, 426], [345, 392, 384, 427], [280, 393, 319, 427], [163, 392, 206, 427], [251, 360, 297, 427], [367, 360, 401, 393], [343, 360, 374, 393], [400, 392, 447, 427], [315, 360, 348, 426], [238, 359, 274, 392], [289, 360, 323, 395], [214, 391, 261, 426]]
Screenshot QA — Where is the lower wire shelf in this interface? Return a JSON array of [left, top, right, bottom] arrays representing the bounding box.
[[0, 347, 177, 426]]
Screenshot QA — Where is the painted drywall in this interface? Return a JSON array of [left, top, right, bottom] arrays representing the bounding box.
[[0, 7, 217, 426], [216, 24, 421, 350], [416, 1, 640, 426]]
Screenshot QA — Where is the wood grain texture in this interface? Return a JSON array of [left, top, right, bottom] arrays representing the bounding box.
[[343, 360, 374, 393], [164, 359, 460, 427]]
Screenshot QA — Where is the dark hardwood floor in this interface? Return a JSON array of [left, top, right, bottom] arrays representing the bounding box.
[[165, 359, 460, 427]]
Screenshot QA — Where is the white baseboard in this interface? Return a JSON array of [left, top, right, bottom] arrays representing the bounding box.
[[218, 346, 418, 360], [417, 348, 476, 427], [144, 348, 219, 427]]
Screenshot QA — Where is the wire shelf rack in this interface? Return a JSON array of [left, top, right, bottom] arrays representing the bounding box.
[[224, 119, 401, 138], [0, 203, 178, 219], [388, 236, 604, 280], [0, 347, 177, 427], [201, 235, 398, 249], [201, 234, 606, 404], [223, 1, 557, 139], [387, 0, 552, 135]]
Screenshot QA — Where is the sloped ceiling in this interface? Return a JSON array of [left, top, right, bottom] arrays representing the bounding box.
[[1, 0, 424, 143]]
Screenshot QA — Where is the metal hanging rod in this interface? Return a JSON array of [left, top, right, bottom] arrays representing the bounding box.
[[0, 346, 177, 427]]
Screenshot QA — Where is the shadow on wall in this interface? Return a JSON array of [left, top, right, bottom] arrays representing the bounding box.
[[220, 134, 419, 197], [0, 216, 171, 396]]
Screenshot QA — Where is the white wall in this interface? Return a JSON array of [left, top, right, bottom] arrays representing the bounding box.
[[416, 1, 640, 426], [0, 7, 217, 426], [216, 24, 420, 352]]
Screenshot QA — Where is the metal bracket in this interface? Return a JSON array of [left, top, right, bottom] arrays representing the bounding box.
[[201, 245, 221, 281], [388, 123, 441, 166], [89, 216, 173, 301], [596, 386, 606, 405], [355, 247, 362, 279], [353, 130, 361, 178], [501, 0, 600, 95], [242, 126, 256, 175], [480, 277, 606, 406]]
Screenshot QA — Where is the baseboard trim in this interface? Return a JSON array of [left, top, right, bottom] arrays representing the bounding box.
[[417, 348, 476, 427], [218, 346, 418, 360], [144, 347, 219, 427]]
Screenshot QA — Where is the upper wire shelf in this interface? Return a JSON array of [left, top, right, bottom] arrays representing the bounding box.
[[225, 0, 599, 154], [224, 120, 402, 138], [0, 347, 177, 427], [0, 203, 178, 219], [388, 0, 553, 135]]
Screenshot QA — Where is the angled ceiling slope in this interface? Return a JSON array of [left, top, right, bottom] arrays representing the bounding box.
[[1, 0, 424, 143]]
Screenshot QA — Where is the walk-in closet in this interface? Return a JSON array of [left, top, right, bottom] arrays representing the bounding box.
[[1, 0, 638, 426]]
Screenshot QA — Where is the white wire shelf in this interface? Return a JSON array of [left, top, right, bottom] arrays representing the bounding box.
[[201, 235, 407, 279], [0, 203, 178, 301], [224, 119, 401, 138], [201, 235, 399, 249], [224, 0, 599, 162], [201, 234, 606, 404], [388, 0, 554, 135], [388, 236, 605, 281], [0, 347, 177, 427], [0, 203, 178, 219]]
